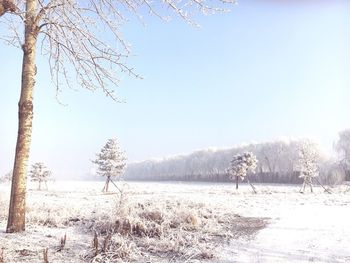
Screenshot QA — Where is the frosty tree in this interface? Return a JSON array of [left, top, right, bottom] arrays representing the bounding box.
[[93, 138, 126, 192], [335, 129, 350, 180], [0, 170, 12, 183], [29, 162, 51, 190], [228, 152, 258, 193], [1, 0, 235, 232], [297, 141, 320, 193]]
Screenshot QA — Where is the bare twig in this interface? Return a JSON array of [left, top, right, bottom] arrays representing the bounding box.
[[43, 248, 49, 263], [0, 248, 4, 263], [93, 231, 99, 256], [102, 233, 112, 253], [56, 233, 67, 252], [315, 177, 332, 194]]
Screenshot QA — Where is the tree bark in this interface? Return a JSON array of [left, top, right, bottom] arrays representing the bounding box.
[[106, 176, 110, 192], [236, 175, 239, 190], [102, 176, 111, 192], [6, 0, 38, 233]]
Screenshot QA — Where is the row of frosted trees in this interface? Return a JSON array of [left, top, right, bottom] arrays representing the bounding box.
[[124, 138, 346, 185], [1, 139, 126, 193]]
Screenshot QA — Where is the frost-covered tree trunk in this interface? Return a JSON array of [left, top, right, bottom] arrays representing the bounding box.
[[7, 0, 38, 233], [104, 176, 111, 192]]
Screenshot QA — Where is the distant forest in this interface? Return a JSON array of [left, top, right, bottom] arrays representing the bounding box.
[[124, 139, 346, 185]]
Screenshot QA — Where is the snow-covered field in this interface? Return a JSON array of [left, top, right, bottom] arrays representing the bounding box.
[[0, 181, 349, 262]]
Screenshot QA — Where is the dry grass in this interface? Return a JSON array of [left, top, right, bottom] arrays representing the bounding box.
[[0, 248, 4, 263], [80, 196, 269, 262], [0, 182, 271, 262]]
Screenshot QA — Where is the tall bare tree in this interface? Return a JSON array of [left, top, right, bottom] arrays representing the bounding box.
[[1, 0, 235, 232]]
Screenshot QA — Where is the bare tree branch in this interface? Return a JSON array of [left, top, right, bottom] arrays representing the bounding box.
[[0, 0, 17, 17], [1, 0, 236, 100]]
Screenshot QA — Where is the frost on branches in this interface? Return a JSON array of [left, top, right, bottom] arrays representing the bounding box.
[[228, 152, 258, 192], [297, 141, 320, 193], [93, 138, 126, 192], [29, 163, 52, 190]]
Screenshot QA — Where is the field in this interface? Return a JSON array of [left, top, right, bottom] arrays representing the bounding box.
[[0, 181, 349, 262]]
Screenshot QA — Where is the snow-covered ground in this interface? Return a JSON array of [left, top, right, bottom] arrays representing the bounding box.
[[0, 181, 349, 262]]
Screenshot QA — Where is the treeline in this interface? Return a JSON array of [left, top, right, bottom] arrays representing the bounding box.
[[124, 139, 345, 185]]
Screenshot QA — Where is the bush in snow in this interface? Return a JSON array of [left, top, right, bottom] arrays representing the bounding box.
[[228, 152, 258, 191], [29, 163, 52, 190], [93, 138, 127, 192]]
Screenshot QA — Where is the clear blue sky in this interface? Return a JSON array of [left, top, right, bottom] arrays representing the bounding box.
[[1, 0, 349, 178]]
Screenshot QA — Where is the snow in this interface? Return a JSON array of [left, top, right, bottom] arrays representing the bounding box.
[[0, 181, 350, 262], [223, 189, 350, 262]]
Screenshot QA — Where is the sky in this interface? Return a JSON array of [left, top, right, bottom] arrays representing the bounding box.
[[1, 0, 350, 179]]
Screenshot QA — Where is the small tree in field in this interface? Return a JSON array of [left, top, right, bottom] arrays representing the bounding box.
[[29, 162, 52, 190], [0, 170, 12, 183], [93, 139, 126, 192], [228, 152, 258, 193], [297, 141, 319, 193]]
